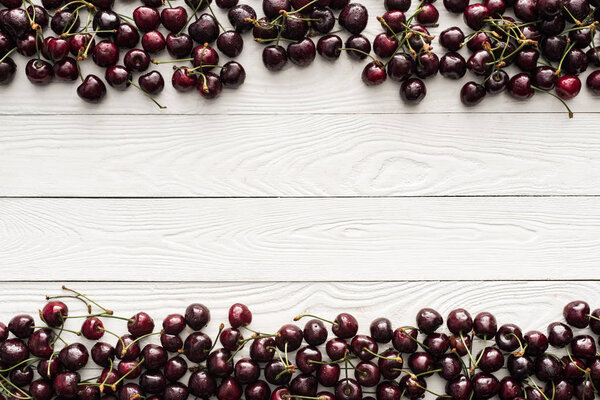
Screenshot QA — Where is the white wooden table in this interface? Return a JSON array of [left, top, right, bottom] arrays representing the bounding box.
[[0, 0, 599, 365]]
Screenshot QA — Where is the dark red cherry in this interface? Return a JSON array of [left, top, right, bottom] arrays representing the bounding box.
[[41, 302, 68, 328], [10, 365, 33, 386], [333, 313, 359, 338], [296, 345, 322, 373], [534, 354, 562, 382], [345, 34, 371, 60], [392, 327, 418, 353], [93, 10, 120, 38], [161, 333, 183, 352], [446, 375, 472, 400], [275, 324, 303, 351], [444, 0, 469, 13], [515, 49, 539, 72], [524, 331, 548, 356], [161, 7, 187, 32], [477, 347, 504, 373], [471, 373, 500, 399], [463, 3, 489, 29], [54, 372, 80, 399], [351, 335, 378, 361], [142, 30, 166, 53], [116, 335, 141, 361], [37, 355, 61, 380], [439, 52, 466, 79], [188, 13, 219, 44], [27, 328, 54, 358], [437, 353, 462, 380], [287, 37, 316, 66], [318, 363, 340, 386], [370, 318, 393, 343], [142, 344, 168, 371], [335, 379, 362, 400], [533, 66, 557, 90], [25, 59, 53, 85], [0, 57, 16, 84], [140, 371, 167, 394], [447, 309, 473, 334], [265, 360, 292, 385], [339, 3, 368, 34], [317, 34, 342, 60], [562, 356, 586, 381], [118, 359, 142, 379], [439, 26, 464, 51], [499, 377, 523, 400], [165, 356, 188, 382], [206, 348, 233, 377], [311, 7, 335, 33], [228, 4, 256, 33], [290, 373, 318, 397], [81, 317, 104, 340], [408, 352, 435, 375], [29, 379, 53, 400], [125, 310, 154, 338], [164, 382, 189, 400], [91, 342, 115, 368], [183, 332, 212, 362], [461, 81, 486, 105], [185, 304, 210, 330], [326, 338, 349, 360], [124, 49, 151, 72], [548, 322, 573, 347], [423, 333, 450, 356], [281, 17, 308, 40], [496, 324, 523, 352], [399, 375, 426, 399], [217, 377, 242, 400], [586, 70, 600, 95], [59, 343, 89, 371], [105, 65, 132, 90], [387, 53, 414, 81], [114, 23, 140, 49], [362, 61, 387, 86], [92, 40, 119, 67], [216, 31, 243, 58], [473, 312, 497, 339], [9, 315, 34, 338], [570, 335, 596, 359], [541, 36, 567, 61], [119, 383, 144, 400], [233, 358, 259, 384], [355, 361, 380, 387], [373, 33, 397, 59], [51, 10, 79, 35], [249, 337, 275, 362], [507, 354, 533, 380], [166, 33, 193, 58], [245, 381, 270, 400], [133, 6, 160, 32]]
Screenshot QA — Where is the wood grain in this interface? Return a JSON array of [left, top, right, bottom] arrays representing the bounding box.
[[2, 114, 599, 197], [1, 197, 600, 281], [0, 2, 598, 115]]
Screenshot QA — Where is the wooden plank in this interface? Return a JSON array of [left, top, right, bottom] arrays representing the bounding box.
[[2, 113, 599, 197], [0, 2, 598, 115], [1, 197, 599, 281]]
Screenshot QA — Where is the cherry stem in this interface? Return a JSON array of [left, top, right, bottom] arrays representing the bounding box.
[[400, 328, 429, 350], [178, 0, 206, 34], [120, 330, 164, 356], [533, 85, 576, 117], [98, 326, 126, 350], [0, 375, 31, 399], [588, 314, 600, 321], [32, 326, 81, 335], [293, 314, 339, 327], [460, 332, 477, 367], [207, 324, 225, 353], [528, 378, 551, 400], [0, 357, 41, 373], [66, 313, 133, 322], [62, 286, 113, 315], [0, 47, 18, 64], [362, 347, 402, 363], [129, 80, 167, 109], [206, 1, 226, 32], [46, 294, 92, 313]]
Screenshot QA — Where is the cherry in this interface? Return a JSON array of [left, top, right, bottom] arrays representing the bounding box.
[[133, 6, 160, 32], [392, 327, 418, 353], [4, 8, 31, 38], [115, 23, 140, 49], [399, 375, 426, 399], [444, 0, 469, 13], [228, 4, 256, 33], [302, 319, 327, 346], [37, 355, 61, 379], [318, 363, 341, 386], [78, 385, 100, 400], [379, 10, 406, 34], [376, 381, 401, 400], [539, 15, 565, 36], [262, 45, 288, 71], [140, 371, 167, 394], [9, 315, 34, 338], [185, 303, 210, 330], [369, 318, 393, 343], [188, 14, 219, 44], [541, 36, 567, 61], [446, 375, 472, 400], [274, 324, 302, 352], [471, 373, 500, 399], [164, 382, 189, 400], [575, 380, 595, 400], [27, 328, 54, 358], [477, 347, 504, 373], [119, 384, 144, 400], [562, 355, 586, 381], [160, 314, 185, 335], [335, 378, 362, 400], [339, 3, 368, 34], [164, 356, 187, 382], [59, 343, 89, 371], [183, 332, 212, 362], [513, 0, 537, 20], [499, 377, 523, 400], [525, 387, 546, 400], [30, 380, 53, 400], [245, 381, 271, 400], [105, 65, 132, 90], [186, 0, 213, 11], [439, 52, 466, 79], [496, 324, 523, 352], [416, 3, 439, 25], [467, 32, 490, 52], [563, 48, 588, 75], [167, 33, 193, 58], [569, 28, 591, 48], [408, 351, 435, 375], [54, 372, 80, 398], [296, 345, 322, 373], [0, 57, 16, 84], [437, 353, 462, 380], [51, 10, 79, 35], [586, 47, 600, 67], [91, 342, 114, 368], [373, 33, 398, 59], [485, 70, 509, 94], [161, 333, 183, 352], [116, 334, 141, 360], [332, 313, 359, 338], [485, 0, 506, 15], [533, 66, 557, 90], [447, 309, 473, 334], [290, 373, 318, 397], [189, 347, 221, 376], [362, 61, 387, 86], [142, 344, 168, 370], [586, 70, 600, 95], [192, 45, 219, 72], [515, 49, 539, 72], [537, 0, 564, 17], [232, 358, 258, 384], [265, 360, 292, 385], [590, 309, 600, 333], [317, 34, 343, 60], [570, 334, 596, 359], [461, 81, 486, 105], [161, 7, 187, 32], [507, 354, 533, 380], [118, 359, 142, 379], [217, 377, 242, 400], [92, 40, 119, 67], [345, 35, 371, 60], [142, 30, 166, 53], [450, 333, 472, 356], [271, 386, 292, 400], [407, 24, 431, 50], [439, 26, 464, 51], [16, 33, 42, 57], [534, 354, 562, 381], [124, 49, 151, 72], [26, 5, 49, 30], [93, 11, 120, 38], [424, 332, 450, 356], [249, 336, 275, 362], [548, 322, 573, 347], [311, 7, 335, 33], [281, 18, 309, 40], [386, 0, 410, 10], [220, 328, 243, 351], [545, 380, 574, 400], [326, 338, 349, 360], [564, 0, 590, 21], [217, 31, 243, 58], [387, 53, 414, 81], [25, 59, 53, 85], [286, 37, 315, 66], [263, 0, 291, 18], [10, 365, 33, 386], [521, 331, 547, 357], [1, 0, 22, 8]]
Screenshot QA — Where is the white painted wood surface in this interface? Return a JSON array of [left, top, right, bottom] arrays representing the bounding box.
[[1, 197, 600, 280]]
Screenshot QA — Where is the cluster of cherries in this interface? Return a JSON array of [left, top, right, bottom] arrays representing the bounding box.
[[1, 0, 600, 112], [0, 288, 599, 400]]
